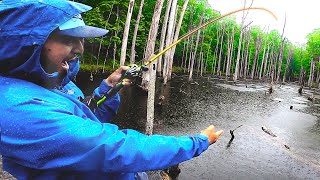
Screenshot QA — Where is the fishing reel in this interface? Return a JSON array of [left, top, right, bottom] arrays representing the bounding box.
[[85, 64, 149, 110], [121, 64, 149, 83], [91, 64, 148, 108]]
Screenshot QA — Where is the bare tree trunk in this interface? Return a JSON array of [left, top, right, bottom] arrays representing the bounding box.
[[120, 0, 135, 66], [188, 35, 194, 72], [188, 1, 207, 81], [316, 57, 320, 87], [112, 7, 120, 69], [243, 29, 251, 80], [163, 0, 178, 84], [282, 48, 293, 83], [143, 0, 165, 135], [102, 36, 113, 73], [181, 39, 186, 68], [233, 0, 252, 81], [202, 53, 205, 76], [258, 40, 267, 79], [158, 0, 173, 75], [216, 24, 225, 75], [308, 58, 315, 88], [197, 31, 205, 76], [206, 38, 213, 74], [96, 2, 115, 72], [146, 60, 157, 135], [276, 15, 287, 82], [130, 0, 145, 64], [270, 49, 278, 84], [239, 38, 245, 78], [299, 67, 305, 86], [167, 0, 190, 80], [276, 38, 286, 82], [213, 25, 221, 74], [226, 23, 235, 80], [250, 35, 262, 79], [263, 42, 271, 81], [245, 48, 252, 79], [183, 37, 190, 72]]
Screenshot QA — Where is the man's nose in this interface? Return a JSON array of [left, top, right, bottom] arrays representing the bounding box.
[[72, 38, 84, 55]]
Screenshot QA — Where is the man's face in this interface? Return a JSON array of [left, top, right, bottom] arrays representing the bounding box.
[[41, 32, 84, 73]]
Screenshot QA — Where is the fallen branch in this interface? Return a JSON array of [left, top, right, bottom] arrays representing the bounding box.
[[261, 126, 277, 137], [226, 125, 243, 148]]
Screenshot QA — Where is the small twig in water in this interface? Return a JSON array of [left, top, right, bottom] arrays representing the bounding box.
[[226, 125, 243, 148]]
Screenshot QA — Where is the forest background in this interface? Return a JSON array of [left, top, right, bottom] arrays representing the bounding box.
[[77, 0, 320, 88]]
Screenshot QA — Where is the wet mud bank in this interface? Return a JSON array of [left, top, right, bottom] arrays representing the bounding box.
[[77, 72, 320, 179]]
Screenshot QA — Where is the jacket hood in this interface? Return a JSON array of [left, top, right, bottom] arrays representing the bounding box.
[[0, 0, 91, 88]]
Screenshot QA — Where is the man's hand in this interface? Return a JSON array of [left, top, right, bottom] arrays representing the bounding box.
[[105, 66, 132, 87], [201, 125, 224, 145]]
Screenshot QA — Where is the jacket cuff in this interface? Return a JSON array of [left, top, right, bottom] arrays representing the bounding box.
[[93, 80, 120, 112], [193, 134, 210, 156]]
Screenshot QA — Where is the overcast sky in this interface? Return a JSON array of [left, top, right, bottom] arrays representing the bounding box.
[[208, 0, 320, 44]]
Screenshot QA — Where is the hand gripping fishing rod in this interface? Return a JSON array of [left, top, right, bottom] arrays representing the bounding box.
[[91, 7, 277, 109]]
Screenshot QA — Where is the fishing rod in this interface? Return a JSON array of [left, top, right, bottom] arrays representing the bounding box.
[[90, 7, 277, 108]]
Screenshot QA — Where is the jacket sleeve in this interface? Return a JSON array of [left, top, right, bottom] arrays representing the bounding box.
[[92, 80, 120, 123], [1, 96, 209, 173]]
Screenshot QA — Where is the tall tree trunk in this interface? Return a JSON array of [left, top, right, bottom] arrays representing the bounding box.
[[120, 0, 135, 66], [250, 35, 262, 79], [167, 0, 190, 80], [183, 37, 190, 72], [258, 40, 267, 79], [102, 36, 113, 73], [158, 0, 173, 75], [143, 0, 165, 135], [276, 15, 287, 82], [316, 57, 320, 87], [197, 31, 205, 76], [163, 0, 178, 84], [243, 29, 251, 80], [213, 25, 221, 74], [233, 0, 252, 81], [226, 24, 235, 80], [181, 39, 187, 68], [130, 0, 145, 64], [200, 52, 204, 76], [276, 38, 286, 82], [97, 2, 115, 72], [299, 67, 305, 86], [239, 37, 246, 78], [270, 49, 278, 84], [308, 58, 315, 88], [263, 42, 271, 81], [217, 24, 225, 75], [282, 48, 293, 83], [188, 1, 207, 81], [165, 3, 177, 80], [112, 6, 120, 69]]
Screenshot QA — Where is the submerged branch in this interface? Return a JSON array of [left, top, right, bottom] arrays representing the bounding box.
[[226, 125, 243, 148]]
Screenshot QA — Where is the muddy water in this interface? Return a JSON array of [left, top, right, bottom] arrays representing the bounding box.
[[77, 73, 320, 179]]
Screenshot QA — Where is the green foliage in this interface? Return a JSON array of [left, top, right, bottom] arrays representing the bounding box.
[[75, 0, 319, 81], [306, 28, 320, 58]]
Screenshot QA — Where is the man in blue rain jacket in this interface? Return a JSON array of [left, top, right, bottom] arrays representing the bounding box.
[[0, 0, 223, 179]]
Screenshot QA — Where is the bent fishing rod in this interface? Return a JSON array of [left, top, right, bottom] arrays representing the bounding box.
[[91, 7, 277, 108]]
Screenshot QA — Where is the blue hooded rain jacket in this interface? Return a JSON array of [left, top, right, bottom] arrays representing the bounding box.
[[0, 0, 210, 179]]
